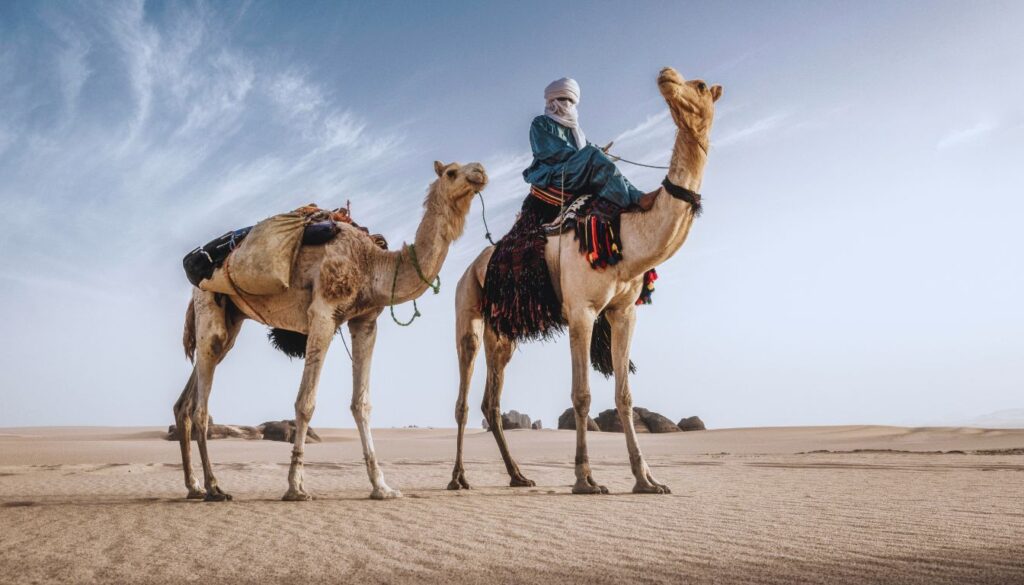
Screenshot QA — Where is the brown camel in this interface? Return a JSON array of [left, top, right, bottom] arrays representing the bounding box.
[[448, 67, 721, 494], [175, 160, 488, 501]]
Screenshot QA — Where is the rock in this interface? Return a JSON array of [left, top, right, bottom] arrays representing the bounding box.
[[531, 420, 543, 430], [258, 420, 322, 443], [557, 408, 599, 431], [634, 407, 681, 433], [501, 410, 532, 430], [165, 416, 263, 441], [677, 416, 706, 431], [594, 408, 650, 433]]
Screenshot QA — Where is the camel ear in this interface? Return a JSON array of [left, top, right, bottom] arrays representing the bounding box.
[[434, 160, 446, 177], [710, 85, 723, 102]]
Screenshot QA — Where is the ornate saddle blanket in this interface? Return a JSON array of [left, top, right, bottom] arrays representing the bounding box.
[[482, 187, 658, 354]]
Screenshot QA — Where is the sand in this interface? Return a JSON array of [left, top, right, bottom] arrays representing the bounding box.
[[1, 425, 1021, 584]]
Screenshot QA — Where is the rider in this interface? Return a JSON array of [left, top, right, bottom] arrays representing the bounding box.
[[522, 77, 656, 213]]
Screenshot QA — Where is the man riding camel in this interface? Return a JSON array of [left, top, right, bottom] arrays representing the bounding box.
[[481, 77, 657, 342], [522, 77, 657, 213]]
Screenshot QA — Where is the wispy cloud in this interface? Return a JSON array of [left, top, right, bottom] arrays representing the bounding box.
[[0, 2, 407, 297], [936, 121, 996, 150], [715, 112, 790, 148]]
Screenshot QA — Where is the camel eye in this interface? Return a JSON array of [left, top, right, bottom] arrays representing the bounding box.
[[445, 169, 457, 179], [696, 82, 707, 92]]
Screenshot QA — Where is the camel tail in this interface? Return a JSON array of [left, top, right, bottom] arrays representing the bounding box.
[[590, 311, 637, 378], [183, 297, 197, 363]]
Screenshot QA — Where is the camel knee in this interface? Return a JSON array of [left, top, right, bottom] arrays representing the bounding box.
[[455, 399, 469, 424], [480, 397, 499, 424], [459, 332, 480, 360], [615, 390, 633, 412], [350, 399, 370, 422], [573, 395, 591, 416], [189, 406, 209, 433], [295, 401, 315, 425]]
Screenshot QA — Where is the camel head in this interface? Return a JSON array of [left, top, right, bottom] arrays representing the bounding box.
[[425, 160, 488, 241], [657, 67, 722, 147], [433, 160, 488, 202]]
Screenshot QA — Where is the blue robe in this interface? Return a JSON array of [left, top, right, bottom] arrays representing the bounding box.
[[521, 115, 644, 208]]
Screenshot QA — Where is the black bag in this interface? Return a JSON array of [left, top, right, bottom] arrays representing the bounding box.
[[182, 227, 252, 287]]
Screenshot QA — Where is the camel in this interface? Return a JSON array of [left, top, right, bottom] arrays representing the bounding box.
[[175, 160, 488, 501], [448, 67, 721, 494]]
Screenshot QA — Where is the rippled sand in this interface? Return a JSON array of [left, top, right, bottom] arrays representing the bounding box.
[[1, 426, 1022, 584]]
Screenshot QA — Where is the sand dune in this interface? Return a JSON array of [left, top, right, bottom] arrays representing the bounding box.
[[1, 426, 1021, 584]]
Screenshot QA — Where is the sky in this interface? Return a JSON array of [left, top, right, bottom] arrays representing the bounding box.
[[1, 0, 1022, 430]]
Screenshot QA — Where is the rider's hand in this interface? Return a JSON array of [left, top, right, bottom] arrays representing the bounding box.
[[601, 141, 614, 154]]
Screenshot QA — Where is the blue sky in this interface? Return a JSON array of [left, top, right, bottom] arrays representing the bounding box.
[[1, 1, 1021, 429]]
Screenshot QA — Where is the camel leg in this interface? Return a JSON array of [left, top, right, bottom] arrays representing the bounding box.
[[448, 302, 482, 490], [191, 296, 243, 502], [282, 308, 336, 501], [607, 306, 670, 494], [348, 316, 401, 500], [172, 368, 204, 499], [480, 326, 535, 487], [567, 308, 607, 494]]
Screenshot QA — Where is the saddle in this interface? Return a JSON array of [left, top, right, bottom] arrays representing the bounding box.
[[182, 203, 387, 294], [539, 191, 657, 304]]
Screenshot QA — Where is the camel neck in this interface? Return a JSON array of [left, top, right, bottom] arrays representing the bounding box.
[[370, 190, 468, 305], [616, 128, 708, 276]]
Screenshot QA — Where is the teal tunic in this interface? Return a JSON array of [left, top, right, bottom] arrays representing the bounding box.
[[521, 115, 644, 208]]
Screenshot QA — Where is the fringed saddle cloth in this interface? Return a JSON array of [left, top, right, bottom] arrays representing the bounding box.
[[482, 188, 660, 347]]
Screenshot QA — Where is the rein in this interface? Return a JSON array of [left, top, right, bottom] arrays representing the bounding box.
[[388, 243, 440, 327], [476, 191, 496, 245]]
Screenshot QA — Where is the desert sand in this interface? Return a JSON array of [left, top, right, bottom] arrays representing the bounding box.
[[1, 425, 1021, 584]]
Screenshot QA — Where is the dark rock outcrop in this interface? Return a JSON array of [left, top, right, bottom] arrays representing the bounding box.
[[501, 410, 532, 430], [165, 416, 262, 441], [557, 408, 599, 431], [594, 408, 650, 433], [677, 416, 706, 431], [635, 408, 682, 433], [258, 420, 322, 443], [531, 420, 543, 430]]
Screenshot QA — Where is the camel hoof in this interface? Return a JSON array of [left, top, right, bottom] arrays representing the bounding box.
[[281, 490, 313, 502], [632, 482, 670, 495], [447, 479, 471, 490], [510, 477, 536, 488], [186, 490, 207, 500], [572, 482, 609, 495], [370, 488, 402, 500], [203, 490, 233, 502]]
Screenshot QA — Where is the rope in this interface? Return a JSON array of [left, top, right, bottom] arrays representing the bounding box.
[[407, 243, 440, 293], [339, 326, 353, 360], [606, 151, 670, 170], [477, 191, 496, 245], [389, 251, 421, 326], [388, 244, 440, 327]]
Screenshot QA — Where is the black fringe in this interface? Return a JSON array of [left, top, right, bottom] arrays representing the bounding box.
[[482, 197, 565, 343], [590, 312, 637, 378], [267, 328, 308, 359]]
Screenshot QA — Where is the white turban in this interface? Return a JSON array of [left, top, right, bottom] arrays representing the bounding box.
[[544, 78, 586, 150]]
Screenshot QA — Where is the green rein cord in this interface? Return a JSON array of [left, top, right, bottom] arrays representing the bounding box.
[[389, 243, 441, 327]]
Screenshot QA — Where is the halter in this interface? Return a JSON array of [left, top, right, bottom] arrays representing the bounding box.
[[661, 177, 703, 216]]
